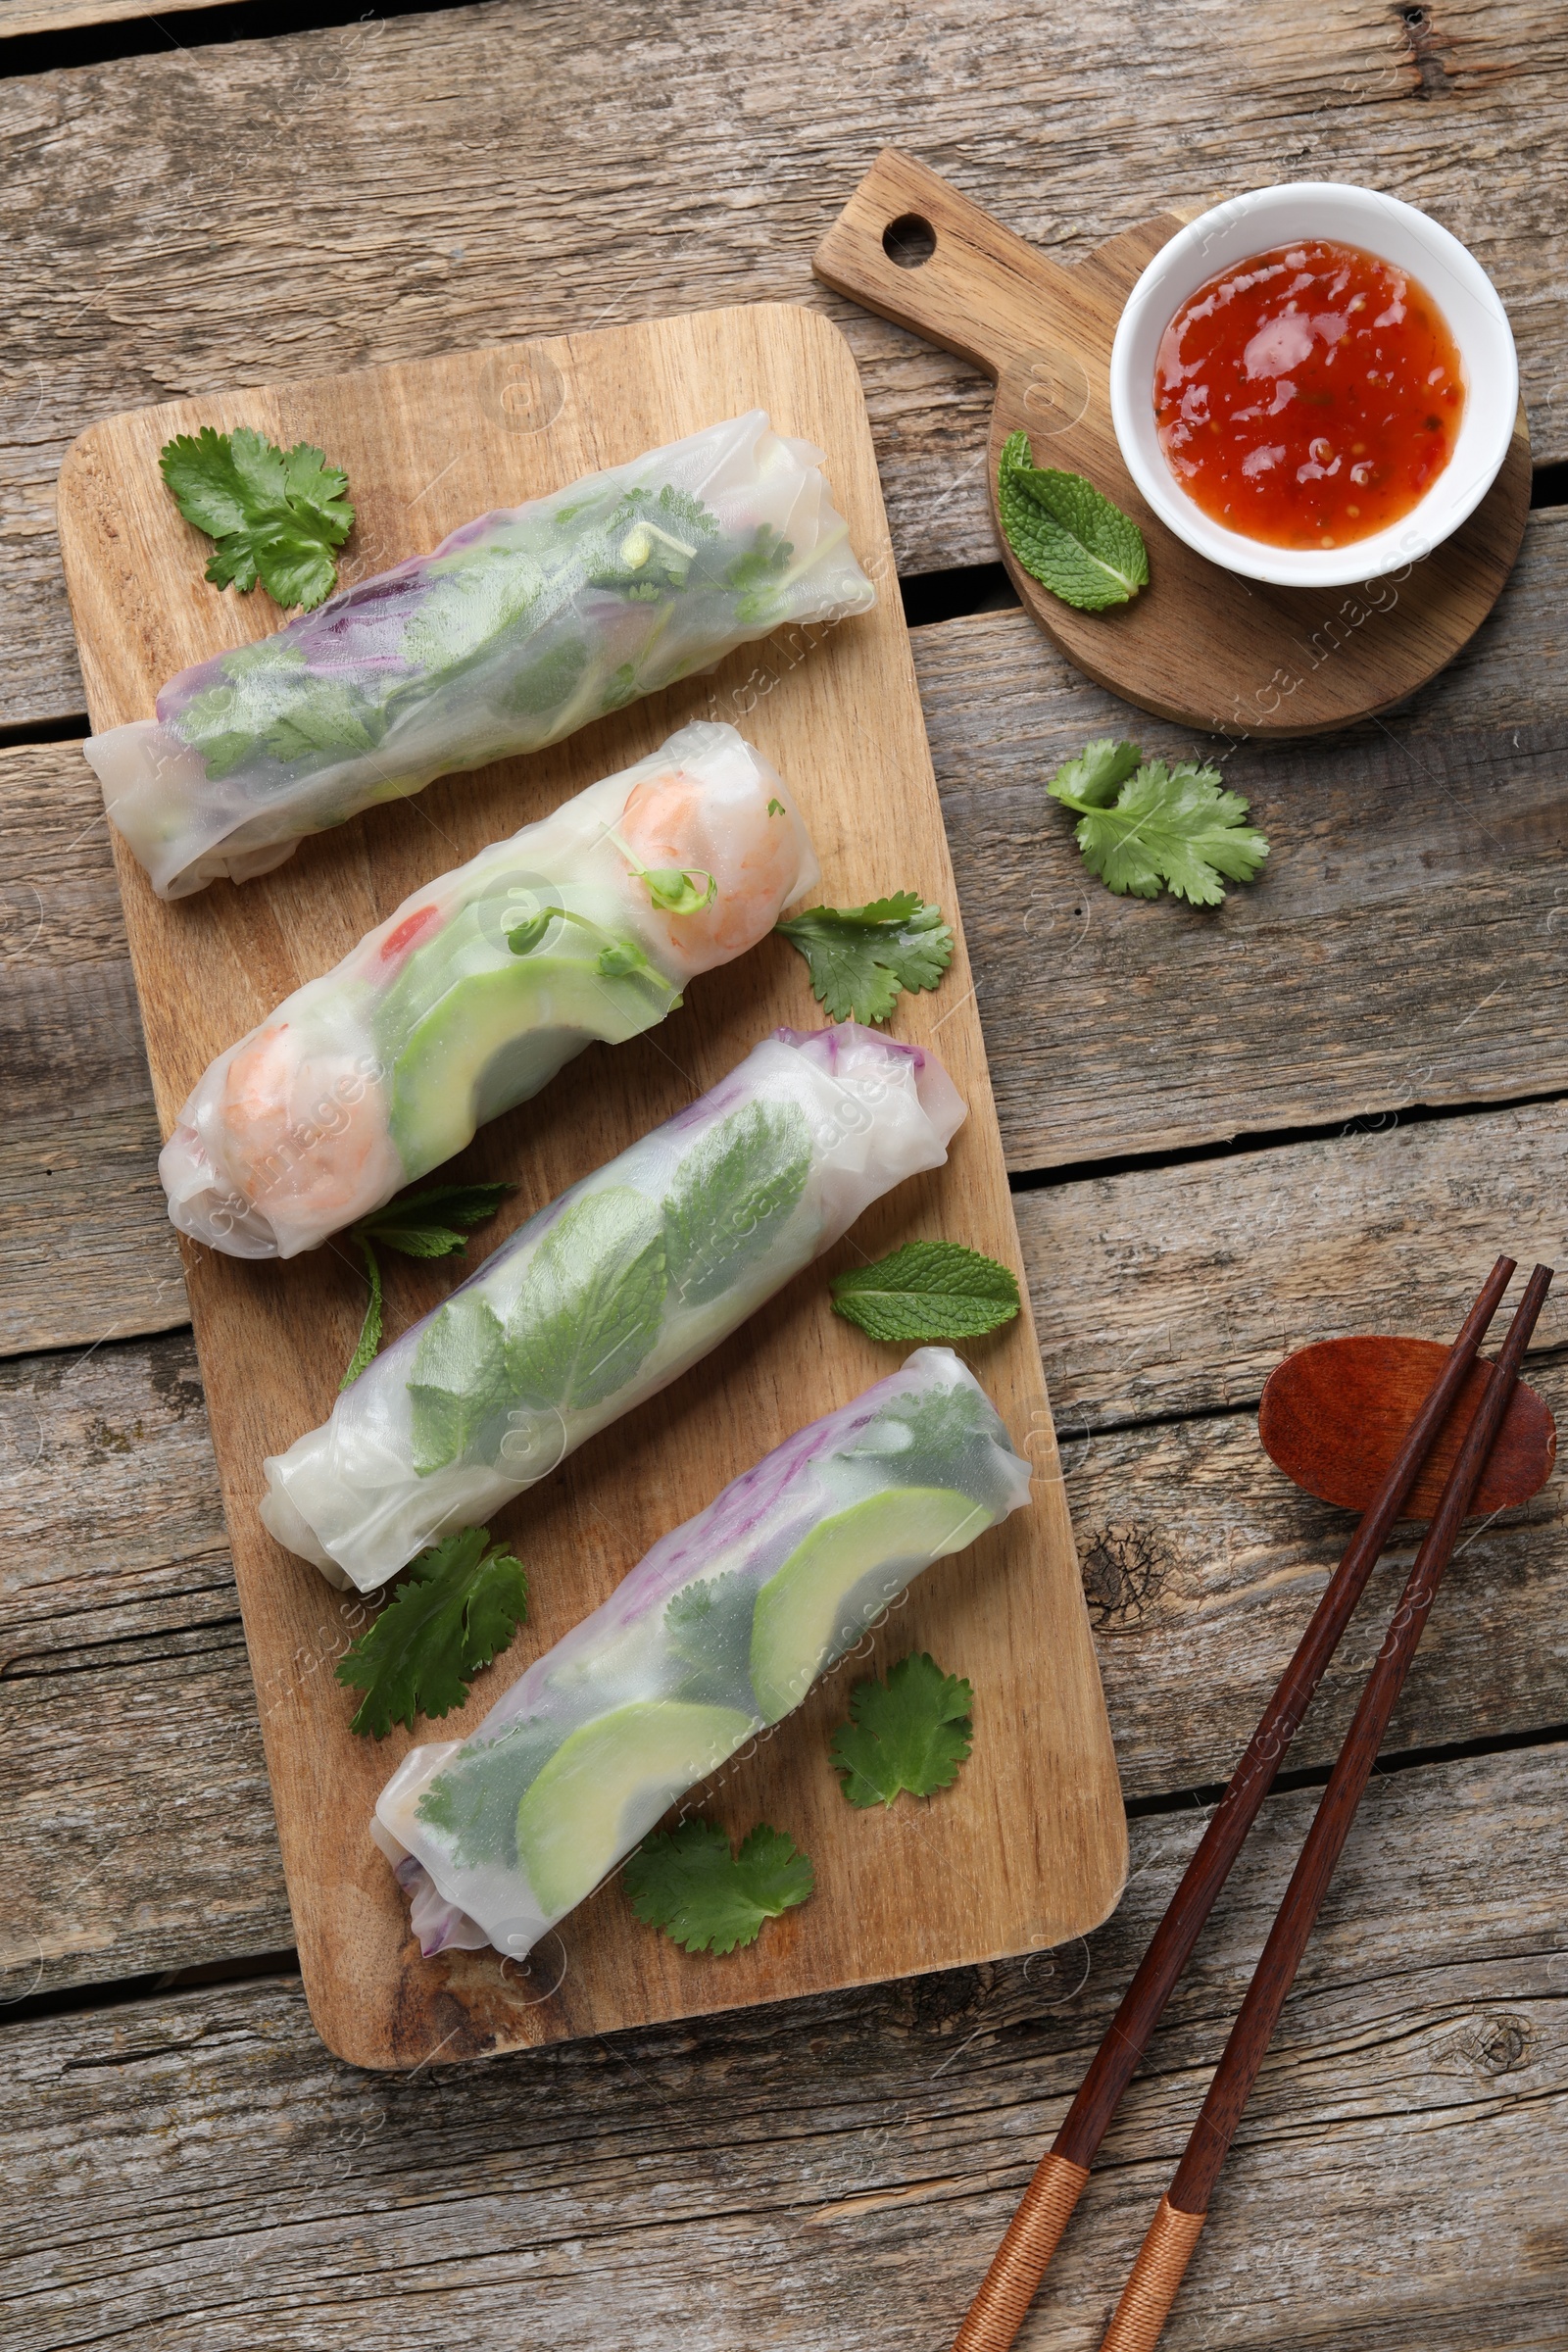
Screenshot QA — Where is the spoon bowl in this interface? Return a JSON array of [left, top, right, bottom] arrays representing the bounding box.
[[1260, 1334, 1555, 1518]]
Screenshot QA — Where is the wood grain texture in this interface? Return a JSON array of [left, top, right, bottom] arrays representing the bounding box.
[[814, 150, 1532, 736], [3, 0, 1567, 725], [1018, 1097, 1568, 1432], [919, 620, 1568, 1169], [3, 1744, 1563, 2350], [4, 1320, 1562, 1996], [5, 508, 1567, 1360], [0, 0, 213, 32], [1259, 1333, 1557, 1519], [56, 302, 1124, 2067]]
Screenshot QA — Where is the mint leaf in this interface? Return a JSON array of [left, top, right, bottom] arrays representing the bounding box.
[[776, 892, 954, 1025], [340, 1234, 386, 1392], [409, 1292, 511, 1473], [997, 432, 1148, 612], [1048, 739, 1270, 906], [336, 1525, 527, 1738], [664, 1573, 760, 1708], [829, 1651, 974, 1808], [341, 1184, 514, 1393], [416, 1715, 564, 1865], [625, 1819, 814, 1955], [504, 1187, 667, 1414], [663, 1100, 811, 1309], [159, 424, 354, 612], [362, 1181, 516, 1260], [831, 1241, 1020, 1344]]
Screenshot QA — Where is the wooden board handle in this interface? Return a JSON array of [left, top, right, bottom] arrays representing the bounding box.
[[812, 148, 1070, 382], [952, 2152, 1090, 2350]]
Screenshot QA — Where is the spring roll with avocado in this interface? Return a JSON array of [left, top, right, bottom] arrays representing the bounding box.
[[262, 1023, 966, 1592], [372, 1347, 1031, 1959], [83, 412, 874, 899], [159, 722, 818, 1259]]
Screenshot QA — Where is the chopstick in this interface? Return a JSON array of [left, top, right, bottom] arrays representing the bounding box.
[[954, 1254, 1518, 2352], [1096, 1259, 1553, 2352]]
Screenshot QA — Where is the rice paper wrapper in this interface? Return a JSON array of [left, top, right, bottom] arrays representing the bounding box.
[[262, 1022, 966, 1590], [373, 1347, 1032, 1961], [158, 720, 818, 1258], [84, 413, 874, 898]]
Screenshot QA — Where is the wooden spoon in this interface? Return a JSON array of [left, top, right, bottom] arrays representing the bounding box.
[[1260, 1334, 1556, 1518]]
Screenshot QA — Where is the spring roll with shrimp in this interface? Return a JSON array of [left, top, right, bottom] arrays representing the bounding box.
[[160, 722, 818, 1259], [84, 413, 875, 900], [372, 1348, 1032, 1960], [262, 1022, 966, 1592]]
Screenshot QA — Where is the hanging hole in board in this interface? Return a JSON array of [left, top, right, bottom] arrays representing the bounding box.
[[883, 213, 936, 269]]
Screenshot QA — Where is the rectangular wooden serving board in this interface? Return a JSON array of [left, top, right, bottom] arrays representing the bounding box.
[[58, 302, 1126, 2070]]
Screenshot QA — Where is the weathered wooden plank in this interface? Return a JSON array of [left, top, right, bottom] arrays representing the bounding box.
[[3, 513, 1567, 1352], [0, 0, 213, 35], [920, 530, 1568, 1169], [4, 1317, 1563, 1995], [7, 655, 1567, 1384], [3, 1745, 1562, 2349], [2, 0, 1566, 722], [1019, 1097, 1568, 1430]]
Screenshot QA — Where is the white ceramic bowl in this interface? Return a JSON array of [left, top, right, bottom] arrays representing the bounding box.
[[1107, 181, 1518, 589]]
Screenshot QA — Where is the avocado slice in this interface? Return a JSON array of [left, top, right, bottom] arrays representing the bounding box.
[[515, 1698, 756, 1917], [750, 1487, 993, 1725], [380, 903, 675, 1175]]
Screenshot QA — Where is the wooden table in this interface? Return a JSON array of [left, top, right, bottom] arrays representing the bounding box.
[[1, 5, 1564, 2345]]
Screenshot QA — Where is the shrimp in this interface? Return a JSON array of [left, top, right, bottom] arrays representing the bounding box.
[[209, 1022, 402, 1246], [615, 760, 813, 974]]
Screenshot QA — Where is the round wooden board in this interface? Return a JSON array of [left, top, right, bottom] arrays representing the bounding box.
[[815, 150, 1532, 739]]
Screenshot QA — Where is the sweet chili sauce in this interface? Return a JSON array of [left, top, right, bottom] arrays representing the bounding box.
[[1152, 239, 1465, 549]]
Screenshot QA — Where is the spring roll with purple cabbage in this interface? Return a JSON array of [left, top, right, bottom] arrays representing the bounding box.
[[262, 1022, 966, 1592], [372, 1347, 1031, 1958], [84, 413, 874, 899]]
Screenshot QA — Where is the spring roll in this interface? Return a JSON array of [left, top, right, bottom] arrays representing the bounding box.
[[263, 1024, 965, 1592], [159, 721, 818, 1259], [372, 1347, 1032, 1959], [84, 413, 874, 900]]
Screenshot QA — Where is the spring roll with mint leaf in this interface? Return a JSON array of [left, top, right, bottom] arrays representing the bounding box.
[[84, 413, 874, 899], [160, 722, 817, 1259], [372, 1347, 1031, 1959], [262, 1023, 965, 1592]]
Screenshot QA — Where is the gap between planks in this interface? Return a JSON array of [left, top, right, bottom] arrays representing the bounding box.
[[2, 0, 1568, 723]]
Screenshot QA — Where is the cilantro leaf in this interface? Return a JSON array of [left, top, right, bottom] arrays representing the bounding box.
[[663, 1100, 811, 1308], [416, 1715, 564, 1865], [1048, 738, 1270, 906], [663, 1573, 760, 1707], [624, 1819, 814, 1955], [363, 1180, 516, 1258], [776, 892, 955, 1025], [159, 424, 354, 611], [997, 432, 1148, 612], [831, 1240, 1020, 1343], [336, 1525, 527, 1738], [829, 1651, 974, 1808], [851, 1377, 1009, 1483], [340, 1182, 514, 1392]]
